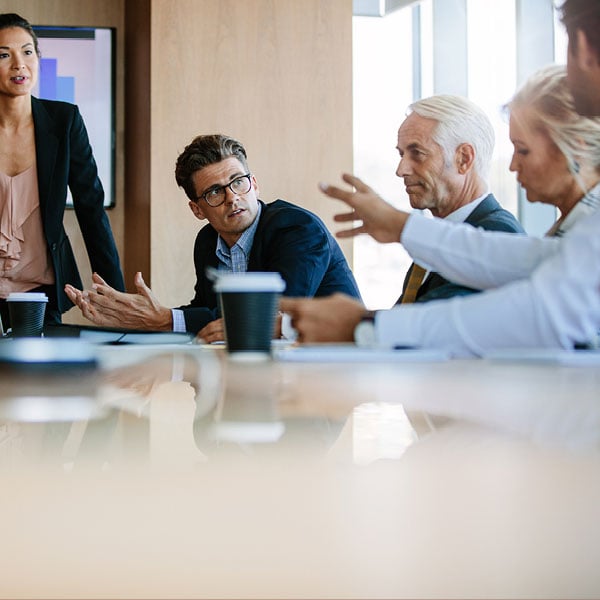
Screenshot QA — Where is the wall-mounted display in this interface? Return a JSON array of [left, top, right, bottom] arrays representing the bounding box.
[[33, 26, 116, 208]]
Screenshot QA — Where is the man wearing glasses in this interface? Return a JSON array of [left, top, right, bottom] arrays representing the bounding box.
[[65, 134, 360, 339]]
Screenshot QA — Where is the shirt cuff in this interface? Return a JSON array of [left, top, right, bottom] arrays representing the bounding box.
[[171, 308, 185, 333]]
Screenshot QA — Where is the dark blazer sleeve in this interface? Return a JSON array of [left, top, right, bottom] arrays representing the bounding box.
[[178, 199, 360, 334], [252, 211, 331, 296], [178, 204, 334, 334], [68, 105, 124, 291], [249, 201, 361, 299], [33, 98, 124, 314]]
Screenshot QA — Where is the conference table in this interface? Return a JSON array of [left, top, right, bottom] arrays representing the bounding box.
[[1, 339, 599, 599]]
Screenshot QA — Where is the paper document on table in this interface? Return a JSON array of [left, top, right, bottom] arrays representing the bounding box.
[[273, 344, 449, 363], [485, 348, 600, 366], [44, 324, 194, 345], [81, 331, 194, 345]]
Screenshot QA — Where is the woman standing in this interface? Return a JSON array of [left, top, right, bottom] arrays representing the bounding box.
[[0, 13, 124, 329]]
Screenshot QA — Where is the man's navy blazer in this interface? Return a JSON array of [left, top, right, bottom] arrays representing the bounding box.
[[32, 97, 124, 314], [399, 194, 525, 303], [179, 199, 361, 333]]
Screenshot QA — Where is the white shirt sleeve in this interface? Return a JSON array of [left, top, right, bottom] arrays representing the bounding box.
[[401, 213, 562, 289], [376, 211, 600, 357]]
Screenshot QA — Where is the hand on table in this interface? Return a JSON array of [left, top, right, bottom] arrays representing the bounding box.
[[279, 293, 366, 343], [196, 318, 225, 344], [64, 271, 173, 331], [195, 314, 284, 344], [320, 173, 409, 244]]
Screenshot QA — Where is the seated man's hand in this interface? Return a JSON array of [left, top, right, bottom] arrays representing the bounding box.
[[279, 293, 365, 343], [320, 173, 409, 244], [196, 314, 283, 344], [196, 318, 225, 344], [64, 271, 173, 331]]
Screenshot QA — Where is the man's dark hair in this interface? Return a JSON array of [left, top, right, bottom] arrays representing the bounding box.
[[175, 134, 249, 201], [0, 13, 41, 57], [560, 0, 600, 61]]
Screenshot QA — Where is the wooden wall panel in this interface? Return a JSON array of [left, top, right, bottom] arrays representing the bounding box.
[[148, 0, 353, 307], [1, 0, 354, 319], [0, 0, 125, 323]]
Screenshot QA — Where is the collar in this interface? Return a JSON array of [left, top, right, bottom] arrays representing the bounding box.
[[547, 181, 600, 237], [444, 192, 488, 223], [216, 202, 262, 265]]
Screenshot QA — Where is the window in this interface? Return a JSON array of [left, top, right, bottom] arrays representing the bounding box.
[[352, 6, 415, 309]]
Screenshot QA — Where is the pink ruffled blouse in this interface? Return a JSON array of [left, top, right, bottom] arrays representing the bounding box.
[[0, 165, 54, 298]]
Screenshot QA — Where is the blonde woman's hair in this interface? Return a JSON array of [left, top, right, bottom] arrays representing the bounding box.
[[506, 64, 600, 179]]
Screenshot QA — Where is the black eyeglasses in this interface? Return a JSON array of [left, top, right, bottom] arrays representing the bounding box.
[[197, 173, 252, 207]]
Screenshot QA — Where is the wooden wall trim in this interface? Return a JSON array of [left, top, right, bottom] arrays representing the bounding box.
[[124, 0, 151, 288]]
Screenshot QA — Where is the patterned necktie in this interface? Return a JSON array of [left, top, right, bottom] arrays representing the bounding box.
[[401, 264, 427, 304]]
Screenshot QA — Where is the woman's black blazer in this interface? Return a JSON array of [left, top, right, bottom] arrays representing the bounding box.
[[32, 96, 124, 314]]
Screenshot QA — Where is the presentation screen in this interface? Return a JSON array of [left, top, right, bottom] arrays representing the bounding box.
[[32, 26, 116, 208]]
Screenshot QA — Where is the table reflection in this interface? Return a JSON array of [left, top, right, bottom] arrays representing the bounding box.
[[208, 361, 285, 444], [351, 402, 419, 465], [3, 346, 600, 470], [1, 345, 600, 598]]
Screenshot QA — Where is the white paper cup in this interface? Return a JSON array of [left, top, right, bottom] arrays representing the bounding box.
[[7, 292, 48, 337], [213, 273, 285, 359]]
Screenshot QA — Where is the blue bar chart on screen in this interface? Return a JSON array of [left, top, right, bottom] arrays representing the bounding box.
[[39, 57, 74, 103]]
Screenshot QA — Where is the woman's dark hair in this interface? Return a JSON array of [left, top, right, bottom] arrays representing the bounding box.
[[0, 13, 41, 57], [175, 134, 249, 201]]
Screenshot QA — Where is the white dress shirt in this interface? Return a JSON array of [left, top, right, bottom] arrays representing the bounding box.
[[374, 208, 600, 357], [546, 182, 600, 237], [443, 192, 487, 224]]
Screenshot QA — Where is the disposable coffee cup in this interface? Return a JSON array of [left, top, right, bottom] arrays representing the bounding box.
[[214, 272, 286, 360], [7, 292, 48, 337]]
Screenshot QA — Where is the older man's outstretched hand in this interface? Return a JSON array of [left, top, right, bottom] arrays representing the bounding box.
[[319, 173, 410, 244]]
